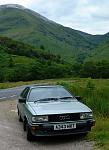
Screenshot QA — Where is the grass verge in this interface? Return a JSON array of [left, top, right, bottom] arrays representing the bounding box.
[[88, 117, 109, 150], [0, 78, 73, 89]]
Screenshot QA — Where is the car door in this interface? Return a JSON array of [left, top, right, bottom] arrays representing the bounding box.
[[18, 87, 30, 120]]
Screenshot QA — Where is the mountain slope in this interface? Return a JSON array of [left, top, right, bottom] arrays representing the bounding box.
[[0, 4, 109, 62], [0, 4, 98, 62], [85, 41, 109, 62], [0, 36, 73, 82]]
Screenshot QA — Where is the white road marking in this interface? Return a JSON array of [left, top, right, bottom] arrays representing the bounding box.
[[11, 109, 17, 113], [0, 97, 7, 100], [0, 95, 17, 100], [10, 95, 17, 98]]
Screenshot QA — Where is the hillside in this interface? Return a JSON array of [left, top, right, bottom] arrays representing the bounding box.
[[85, 41, 109, 61], [0, 4, 109, 63], [0, 36, 73, 82], [0, 35, 109, 82], [0, 4, 107, 62]]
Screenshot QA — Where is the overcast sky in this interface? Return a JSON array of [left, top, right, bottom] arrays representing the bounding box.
[[0, 0, 109, 35]]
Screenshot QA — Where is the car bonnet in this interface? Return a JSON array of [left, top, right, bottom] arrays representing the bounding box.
[[28, 100, 92, 115]]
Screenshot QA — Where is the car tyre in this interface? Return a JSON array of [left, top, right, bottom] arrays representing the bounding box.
[[23, 119, 27, 131], [19, 115, 23, 122], [82, 132, 88, 136], [81, 132, 88, 138], [26, 123, 33, 141], [18, 110, 23, 122]]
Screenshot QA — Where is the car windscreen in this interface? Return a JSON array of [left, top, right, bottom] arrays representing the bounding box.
[[28, 87, 73, 102]]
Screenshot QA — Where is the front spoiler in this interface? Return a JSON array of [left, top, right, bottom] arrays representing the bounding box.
[[28, 119, 95, 136]]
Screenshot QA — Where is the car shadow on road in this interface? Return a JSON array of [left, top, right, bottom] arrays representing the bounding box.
[[32, 134, 87, 145]]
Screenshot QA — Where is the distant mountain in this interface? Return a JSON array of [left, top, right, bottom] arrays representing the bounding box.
[[0, 4, 109, 62]]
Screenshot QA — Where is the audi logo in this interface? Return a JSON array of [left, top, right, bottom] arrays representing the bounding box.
[[59, 115, 70, 121]]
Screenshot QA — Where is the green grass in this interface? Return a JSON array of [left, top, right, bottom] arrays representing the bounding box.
[[0, 78, 74, 89], [0, 78, 109, 149], [88, 117, 109, 150], [13, 55, 36, 64], [58, 78, 109, 150], [61, 80, 109, 116]]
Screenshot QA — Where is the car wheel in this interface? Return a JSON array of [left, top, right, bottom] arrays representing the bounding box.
[[19, 115, 23, 122], [18, 110, 23, 122], [23, 119, 27, 131], [81, 132, 88, 138], [26, 123, 33, 141]]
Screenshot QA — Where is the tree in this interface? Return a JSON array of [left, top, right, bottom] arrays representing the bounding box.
[[80, 61, 109, 79], [40, 45, 45, 50], [9, 56, 14, 67], [0, 68, 5, 82]]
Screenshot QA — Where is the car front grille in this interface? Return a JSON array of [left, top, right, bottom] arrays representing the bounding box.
[[49, 113, 80, 122]]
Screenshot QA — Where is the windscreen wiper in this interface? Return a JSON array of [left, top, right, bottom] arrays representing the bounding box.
[[34, 97, 59, 103], [59, 96, 74, 102], [60, 96, 73, 99]]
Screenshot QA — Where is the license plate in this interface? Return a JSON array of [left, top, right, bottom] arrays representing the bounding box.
[[54, 123, 76, 130]]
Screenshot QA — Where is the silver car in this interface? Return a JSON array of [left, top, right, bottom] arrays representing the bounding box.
[[17, 85, 95, 141]]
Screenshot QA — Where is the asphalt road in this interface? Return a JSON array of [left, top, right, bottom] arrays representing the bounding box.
[[0, 85, 28, 100], [0, 86, 22, 100], [0, 83, 51, 100]]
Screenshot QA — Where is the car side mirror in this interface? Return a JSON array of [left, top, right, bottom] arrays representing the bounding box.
[[19, 97, 26, 103], [75, 96, 81, 101]]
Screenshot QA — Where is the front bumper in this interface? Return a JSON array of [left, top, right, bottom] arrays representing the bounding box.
[[29, 119, 95, 136]]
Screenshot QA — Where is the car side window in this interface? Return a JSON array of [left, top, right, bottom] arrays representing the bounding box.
[[21, 87, 30, 99]]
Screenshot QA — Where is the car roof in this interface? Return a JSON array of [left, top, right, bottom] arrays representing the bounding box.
[[27, 84, 64, 89]]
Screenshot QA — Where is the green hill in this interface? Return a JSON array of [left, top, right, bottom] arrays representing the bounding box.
[[0, 4, 109, 63], [0, 36, 109, 81], [0, 4, 105, 62], [0, 36, 73, 82], [85, 41, 109, 62]]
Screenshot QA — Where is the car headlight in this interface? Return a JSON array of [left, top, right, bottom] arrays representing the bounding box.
[[80, 112, 93, 119], [32, 115, 48, 122]]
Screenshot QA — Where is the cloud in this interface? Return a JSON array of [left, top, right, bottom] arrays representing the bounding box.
[[30, 0, 77, 19], [0, 0, 33, 7], [29, 0, 109, 34], [0, 0, 109, 34]]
